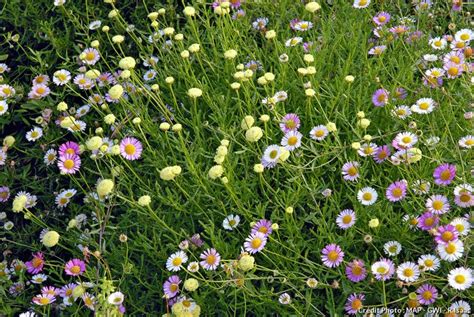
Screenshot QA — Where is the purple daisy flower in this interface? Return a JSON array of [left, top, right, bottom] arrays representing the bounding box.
[[417, 211, 439, 231], [341, 161, 360, 181], [279, 113, 300, 133], [371, 258, 395, 281], [232, 9, 246, 19], [433, 163, 456, 186], [344, 293, 365, 315], [394, 87, 408, 100], [345, 259, 367, 282], [444, 62, 464, 79], [59, 283, 77, 298], [244, 232, 267, 254], [199, 248, 221, 270], [0, 186, 10, 202], [372, 88, 389, 107], [25, 252, 45, 274], [59, 141, 80, 157], [386, 180, 408, 202], [64, 259, 86, 276], [251, 219, 273, 237], [373, 12, 390, 26], [120, 137, 143, 161], [321, 244, 344, 268], [434, 224, 459, 245], [189, 233, 204, 248], [373, 145, 391, 163], [41, 286, 59, 297], [416, 284, 438, 305], [336, 209, 356, 229], [423, 76, 443, 88], [163, 275, 181, 299], [58, 154, 81, 174]]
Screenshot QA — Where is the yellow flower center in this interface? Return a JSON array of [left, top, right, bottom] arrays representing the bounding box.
[[377, 266, 387, 274], [63, 159, 74, 169], [124, 144, 136, 155], [460, 34, 469, 41], [347, 166, 357, 176], [378, 16, 386, 22], [445, 243, 456, 254], [448, 67, 459, 76], [170, 284, 178, 292], [342, 215, 352, 224], [39, 297, 50, 305], [36, 87, 46, 94], [422, 291, 432, 300], [459, 193, 470, 202], [450, 56, 461, 64], [251, 238, 262, 249], [85, 52, 96, 61], [403, 268, 414, 277], [352, 265, 362, 275], [440, 170, 452, 181], [441, 231, 454, 242], [455, 224, 464, 233], [424, 259, 433, 267], [314, 129, 324, 137], [432, 200, 443, 210], [206, 254, 216, 265], [269, 150, 278, 159], [419, 102, 429, 110], [362, 192, 372, 201], [392, 188, 403, 197], [32, 257, 42, 268], [287, 136, 298, 146], [327, 250, 339, 262], [70, 265, 81, 274], [402, 136, 412, 144], [454, 274, 465, 284], [352, 299, 362, 310], [465, 139, 474, 146], [172, 257, 182, 266]]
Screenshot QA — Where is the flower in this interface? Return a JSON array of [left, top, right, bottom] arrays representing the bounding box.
[[26, 127, 43, 142], [97, 179, 114, 197], [80, 48, 100, 65], [64, 259, 86, 276], [244, 232, 267, 254], [383, 241, 402, 256], [32, 294, 55, 306], [450, 217, 470, 235], [305, 2, 321, 13], [25, 252, 45, 274], [208, 165, 224, 179], [187, 88, 202, 98], [245, 127, 263, 142], [119, 57, 136, 70], [309, 125, 329, 141], [120, 137, 143, 160], [448, 267, 473, 291], [342, 162, 360, 182], [59, 141, 80, 156], [107, 291, 125, 305], [251, 219, 272, 237], [448, 300, 471, 315], [385, 181, 407, 202], [278, 293, 291, 305], [417, 211, 439, 231], [321, 244, 344, 268], [433, 163, 456, 186], [373, 12, 390, 26], [281, 130, 302, 151], [58, 154, 81, 174], [336, 209, 356, 229], [426, 194, 450, 214], [345, 259, 367, 282], [223, 215, 240, 230], [41, 231, 60, 247], [434, 224, 459, 245], [437, 240, 464, 262], [416, 284, 438, 305], [394, 132, 418, 149], [199, 248, 221, 270], [344, 293, 365, 315], [261, 145, 281, 168], [31, 274, 48, 284], [353, 0, 370, 8], [371, 258, 395, 281], [184, 278, 199, 292], [166, 251, 188, 272], [412, 98, 435, 114], [238, 254, 255, 271], [357, 187, 378, 205], [396, 262, 420, 283], [280, 113, 300, 133], [160, 166, 182, 180], [418, 254, 440, 272], [138, 195, 151, 206]]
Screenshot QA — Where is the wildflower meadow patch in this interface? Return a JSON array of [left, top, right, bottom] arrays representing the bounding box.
[[0, 0, 473, 316]]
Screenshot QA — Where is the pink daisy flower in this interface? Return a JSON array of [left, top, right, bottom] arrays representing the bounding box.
[[344, 293, 365, 315], [341, 161, 360, 182], [58, 154, 81, 174], [163, 275, 181, 299], [434, 224, 459, 245], [0, 186, 10, 202], [345, 259, 367, 282], [417, 211, 439, 231], [41, 286, 59, 297], [120, 137, 143, 161], [59, 283, 77, 298], [279, 113, 300, 133], [373, 12, 390, 26], [321, 244, 344, 268], [433, 163, 456, 186], [385, 180, 408, 202], [244, 232, 267, 254], [64, 259, 86, 276], [251, 219, 273, 237], [373, 145, 391, 163], [25, 252, 45, 274], [336, 209, 356, 229], [59, 141, 81, 157], [199, 248, 221, 270]]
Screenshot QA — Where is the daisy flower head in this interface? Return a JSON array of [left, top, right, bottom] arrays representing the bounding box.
[[321, 243, 344, 268], [120, 137, 143, 161], [82, 292, 96, 310], [392, 105, 411, 119], [394, 132, 418, 149], [345, 293, 365, 315], [357, 187, 378, 206], [372, 88, 389, 107], [345, 259, 367, 282], [386, 180, 408, 202], [244, 232, 267, 254], [434, 224, 459, 245], [74, 74, 95, 90], [32, 294, 55, 306], [429, 37, 447, 50], [0, 63, 10, 74], [294, 20, 313, 31], [279, 113, 300, 133], [353, 0, 370, 9], [342, 161, 360, 182], [64, 259, 86, 276], [76, 104, 91, 117], [187, 261, 199, 273], [358, 142, 378, 157], [0, 100, 8, 116], [88, 20, 102, 30], [166, 251, 188, 272], [396, 262, 420, 283], [336, 209, 356, 229], [417, 211, 439, 231], [251, 219, 272, 237], [281, 130, 302, 151], [29, 84, 50, 99], [416, 284, 438, 305], [455, 28, 474, 42], [433, 163, 456, 186], [0, 186, 10, 203], [222, 214, 240, 230], [59, 141, 80, 157], [0, 84, 15, 98], [25, 252, 45, 274], [309, 125, 329, 141], [450, 217, 471, 235], [394, 87, 408, 100], [53, 69, 71, 85], [448, 300, 471, 315], [163, 275, 181, 299], [373, 12, 390, 26], [43, 149, 57, 166], [199, 248, 221, 271], [41, 286, 58, 297], [58, 154, 81, 175], [426, 194, 450, 214], [278, 293, 291, 305], [285, 37, 303, 47], [373, 145, 391, 163], [458, 135, 474, 149], [107, 291, 125, 306], [80, 48, 100, 65], [0, 149, 6, 166], [448, 267, 473, 291], [371, 258, 395, 281], [252, 17, 268, 31], [444, 61, 463, 79], [143, 69, 157, 81], [26, 127, 43, 142], [417, 254, 440, 272], [31, 273, 48, 284], [384, 241, 402, 257], [261, 144, 281, 168], [443, 50, 464, 65], [412, 180, 430, 195], [368, 45, 387, 56], [437, 240, 464, 262]]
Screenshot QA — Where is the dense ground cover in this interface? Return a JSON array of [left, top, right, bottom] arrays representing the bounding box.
[[0, 0, 473, 316]]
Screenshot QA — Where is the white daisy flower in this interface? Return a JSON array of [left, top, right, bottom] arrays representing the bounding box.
[[107, 291, 124, 306], [0, 100, 8, 115], [391, 105, 411, 119], [44, 149, 57, 165], [437, 240, 464, 262], [412, 180, 430, 195], [357, 143, 378, 157], [417, 254, 440, 272], [423, 54, 438, 62], [454, 29, 474, 42], [67, 120, 87, 133], [278, 293, 291, 305], [88, 20, 102, 30], [53, 69, 71, 85], [396, 262, 420, 283], [357, 187, 378, 205], [281, 130, 302, 151], [429, 37, 447, 50], [26, 127, 43, 142], [450, 217, 470, 236], [309, 125, 329, 141], [187, 261, 199, 273], [285, 37, 303, 47], [395, 132, 418, 148], [76, 105, 91, 117], [166, 251, 188, 272], [383, 241, 402, 256], [448, 267, 473, 291], [448, 300, 471, 316], [411, 98, 435, 114], [222, 214, 240, 231], [458, 135, 474, 149], [353, 0, 371, 9], [31, 274, 48, 284]]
